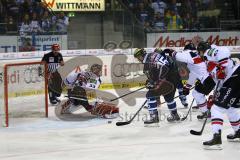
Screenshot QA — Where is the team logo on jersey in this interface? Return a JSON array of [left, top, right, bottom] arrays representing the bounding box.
[[207, 48, 218, 57], [49, 57, 54, 62]]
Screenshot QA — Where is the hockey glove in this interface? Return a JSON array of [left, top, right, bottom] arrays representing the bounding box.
[[183, 84, 192, 95], [145, 80, 155, 89], [216, 65, 226, 79], [207, 95, 214, 109]]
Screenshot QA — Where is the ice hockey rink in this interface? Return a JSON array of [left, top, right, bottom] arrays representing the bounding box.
[[0, 88, 239, 160]]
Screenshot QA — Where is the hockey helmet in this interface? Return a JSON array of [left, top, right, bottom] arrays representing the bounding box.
[[90, 64, 102, 76], [204, 46, 231, 62], [184, 42, 196, 50], [52, 44, 60, 51], [134, 48, 146, 58], [154, 48, 163, 53], [197, 41, 211, 53]]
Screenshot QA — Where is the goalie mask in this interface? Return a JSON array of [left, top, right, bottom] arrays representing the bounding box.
[[90, 64, 102, 76]]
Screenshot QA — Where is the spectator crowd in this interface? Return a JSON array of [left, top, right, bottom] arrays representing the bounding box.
[[123, 0, 223, 32], [0, 0, 69, 34], [0, 0, 69, 51]]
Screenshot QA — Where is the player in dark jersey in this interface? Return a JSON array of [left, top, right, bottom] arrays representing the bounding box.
[[41, 44, 64, 105], [134, 48, 181, 126]]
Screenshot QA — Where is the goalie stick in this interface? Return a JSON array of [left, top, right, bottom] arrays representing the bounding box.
[[181, 98, 194, 121], [64, 96, 88, 101], [190, 81, 220, 136], [116, 100, 147, 126]]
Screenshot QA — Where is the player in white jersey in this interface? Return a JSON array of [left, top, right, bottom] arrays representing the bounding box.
[[197, 41, 240, 149], [61, 64, 119, 119], [170, 43, 216, 120]]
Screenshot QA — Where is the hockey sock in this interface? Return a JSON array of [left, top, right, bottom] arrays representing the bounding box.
[[211, 106, 225, 134], [227, 107, 240, 132], [147, 97, 158, 115], [198, 101, 208, 113], [167, 101, 177, 114]]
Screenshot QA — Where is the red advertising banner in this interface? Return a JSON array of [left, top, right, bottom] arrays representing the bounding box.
[[147, 32, 240, 47]]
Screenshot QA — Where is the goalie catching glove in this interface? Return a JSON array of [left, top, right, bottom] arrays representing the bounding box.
[[90, 102, 119, 119]]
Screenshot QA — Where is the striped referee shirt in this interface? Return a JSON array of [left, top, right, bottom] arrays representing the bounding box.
[[41, 51, 64, 73]]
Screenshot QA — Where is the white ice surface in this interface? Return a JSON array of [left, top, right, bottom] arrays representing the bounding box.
[[0, 89, 239, 160]]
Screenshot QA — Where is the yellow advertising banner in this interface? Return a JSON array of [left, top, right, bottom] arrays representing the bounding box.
[[42, 0, 105, 11]]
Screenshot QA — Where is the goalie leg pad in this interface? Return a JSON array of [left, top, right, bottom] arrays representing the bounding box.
[[90, 102, 119, 119]]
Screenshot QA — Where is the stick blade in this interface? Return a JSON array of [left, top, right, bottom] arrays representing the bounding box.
[[181, 117, 187, 121], [190, 130, 202, 136], [116, 121, 130, 126]]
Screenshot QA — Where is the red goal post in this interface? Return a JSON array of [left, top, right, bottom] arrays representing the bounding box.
[[0, 61, 48, 127]]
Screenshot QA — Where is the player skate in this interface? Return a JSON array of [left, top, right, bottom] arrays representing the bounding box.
[[180, 97, 188, 108], [197, 111, 211, 120], [203, 131, 222, 150], [227, 129, 240, 142], [144, 111, 160, 127], [167, 112, 181, 122]]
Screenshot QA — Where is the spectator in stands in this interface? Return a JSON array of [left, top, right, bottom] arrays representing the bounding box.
[[29, 12, 43, 45], [41, 10, 53, 33], [151, 0, 167, 17], [165, 9, 183, 30], [55, 12, 69, 34], [5, 15, 18, 32], [19, 0, 32, 19], [19, 13, 31, 45], [152, 12, 166, 31], [168, 0, 178, 13], [6, 0, 20, 21], [32, 1, 45, 16], [135, 2, 154, 25], [182, 12, 194, 30], [41, 11, 53, 32]]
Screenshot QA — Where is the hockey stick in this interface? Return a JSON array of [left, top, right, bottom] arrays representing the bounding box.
[[159, 86, 195, 105], [116, 100, 147, 126], [110, 86, 146, 102], [64, 96, 88, 101], [181, 98, 195, 121], [190, 81, 220, 136]]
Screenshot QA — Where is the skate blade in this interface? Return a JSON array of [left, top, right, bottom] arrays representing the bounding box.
[[167, 120, 182, 123], [227, 138, 240, 142], [203, 145, 223, 150], [192, 108, 199, 112], [144, 123, 160, 127]]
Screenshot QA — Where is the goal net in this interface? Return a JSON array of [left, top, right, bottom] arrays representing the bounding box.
[[0, 62, 48, 127]]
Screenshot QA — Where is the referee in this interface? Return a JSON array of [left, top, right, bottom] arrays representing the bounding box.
[[41, 44, 64, 105]]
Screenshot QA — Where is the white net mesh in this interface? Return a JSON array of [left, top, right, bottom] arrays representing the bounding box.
[[0, 62, 47, 127]]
